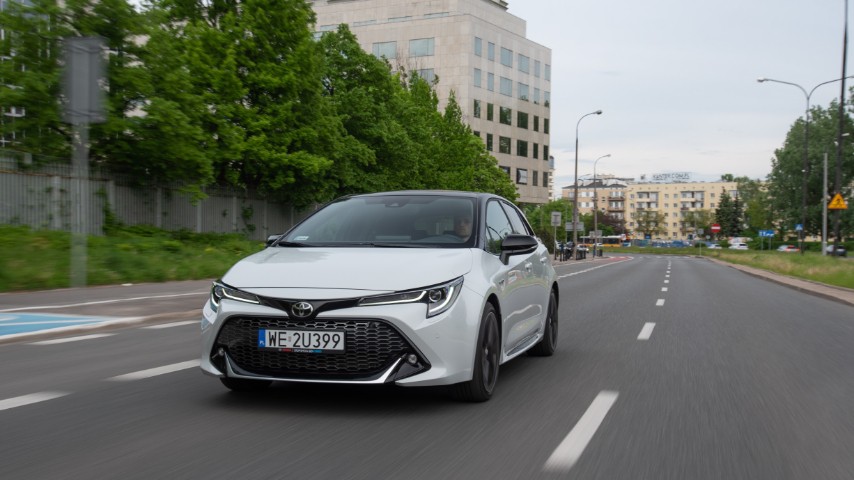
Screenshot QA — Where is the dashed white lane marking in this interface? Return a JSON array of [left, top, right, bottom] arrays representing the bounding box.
[[107, 360, 200, 381], [662, 287, 668, 292], [544, 390, 620, 472], [30, 334, 115, 345], [0, 391, 69, 411], [664, 280, 670, 284], [638, 323, 656, 340], [143, 321, 198, 329], [665, 274, 670, 278], [656, 299, 665, 306]]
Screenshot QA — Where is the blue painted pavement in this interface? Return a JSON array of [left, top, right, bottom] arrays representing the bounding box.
[[0, 313, 117, 337]]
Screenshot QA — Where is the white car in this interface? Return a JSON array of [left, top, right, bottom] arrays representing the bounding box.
[[201, 191, 560, 402], [729, 242, 749, 250]]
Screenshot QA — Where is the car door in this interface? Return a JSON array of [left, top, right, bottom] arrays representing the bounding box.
[[483, 200, 540, 355]]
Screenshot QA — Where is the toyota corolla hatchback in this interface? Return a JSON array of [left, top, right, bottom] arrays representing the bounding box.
[[201, 190, 559, 401]]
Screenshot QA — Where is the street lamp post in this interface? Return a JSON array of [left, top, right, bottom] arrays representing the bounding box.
[[592, 154, 611, 258], [572, 110, 603, 260], [757, 76, 854, 254]]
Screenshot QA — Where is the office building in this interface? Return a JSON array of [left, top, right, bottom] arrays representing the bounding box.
[[309, 0, 553, 204]]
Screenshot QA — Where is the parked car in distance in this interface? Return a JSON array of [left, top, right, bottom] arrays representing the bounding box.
[[729, 242, 749, 250], [777, 244, 799, 252], [826, 245, 848, 257], [200, 190, 560, 402], [705, 242, 721, 249]]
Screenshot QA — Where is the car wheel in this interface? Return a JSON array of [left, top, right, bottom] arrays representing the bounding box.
[[529, 290, 558, 357], [220, 377, 272, 392], [451, 303, 500, 402]]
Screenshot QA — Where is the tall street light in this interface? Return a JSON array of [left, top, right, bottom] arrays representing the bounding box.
[[833, 0, 849, 257], [572, 110, 603, 259], [592, 153, 611, 257], [757, 76, 854, 254]]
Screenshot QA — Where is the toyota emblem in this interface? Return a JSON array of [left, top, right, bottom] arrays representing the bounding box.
[[291, 301, 313, 318]]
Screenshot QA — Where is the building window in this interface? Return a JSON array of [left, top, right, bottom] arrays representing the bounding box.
[[517, 111, 528, 129], [499, 107, 512, 125], [372, 41, 397, 59], [517, 140, 528, 157], [518, 83, 529, 101], [416, 68, 435, 83], [518, 54, 530, 74], [499, 77, 512, 96], [473, 130, 480, 138], [474, 37, 482, 56], [487, 103, 494, 121], [488, 42, 495, 61], [534, 116, 539, 132], [544, 91, 551, 107], [533, 143, 539, 159], [500, 165, 510, 176], [543, 145, 549, 159], [533, 170, 539, 187], [545, 64, 551, 81], [486, 133, 493, 151], [543, 172, 549, 187], [409, 38, 435, 57], [499, 136, 511, 154], [534, 88, 540, 104], [544, 118, 550, 134], [500, 47, 513, 67], [473, 68, 482, 88], [473, 100, 481, 118], [516, 168, 528, 185], [535, 60, 541, 78], [487, 73, 495, 91]]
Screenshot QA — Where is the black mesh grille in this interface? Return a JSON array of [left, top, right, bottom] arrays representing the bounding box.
[[214, 316, 415, 380]]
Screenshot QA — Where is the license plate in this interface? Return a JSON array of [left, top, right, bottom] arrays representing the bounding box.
[[258, 329, 345, 354]]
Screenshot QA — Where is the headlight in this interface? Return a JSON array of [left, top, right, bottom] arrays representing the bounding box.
[[358, 277, 464, 317], [210, 281, 261, 308]]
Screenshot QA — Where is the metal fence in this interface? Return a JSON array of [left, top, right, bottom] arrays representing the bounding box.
[[0, 154, 319, 241]]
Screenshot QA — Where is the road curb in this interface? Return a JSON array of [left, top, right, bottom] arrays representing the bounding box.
[[703, 257, 854, 308]]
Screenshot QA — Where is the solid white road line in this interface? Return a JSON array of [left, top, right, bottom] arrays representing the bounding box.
[[0, 292, 206, 313], [107, 360, 200, 381], [143, 321, 198, 329], [656, 299, 665, 306], [638, 322, 656, 340], [30, 334, 115, 345], [544, 390, 620, 472], [0, 391, 69, 411]]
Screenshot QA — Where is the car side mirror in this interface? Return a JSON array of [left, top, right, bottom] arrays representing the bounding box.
[[499, 234, 539, 264], [266, 234, 282, 247]]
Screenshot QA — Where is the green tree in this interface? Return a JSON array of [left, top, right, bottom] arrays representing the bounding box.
[[767, 102, 854, 237], [714, 188, 743, 238], [0, 0, 70, 158], [634, 210, 666, 239], [680, 209, 713, 239]]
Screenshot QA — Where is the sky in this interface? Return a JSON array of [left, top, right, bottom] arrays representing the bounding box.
[[506, 0, 854, 197]]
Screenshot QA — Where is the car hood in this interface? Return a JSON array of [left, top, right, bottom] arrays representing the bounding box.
[[222, 247, 474, 292]]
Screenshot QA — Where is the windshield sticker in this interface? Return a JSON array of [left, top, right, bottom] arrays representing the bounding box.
[[294, 236, 310, 241]]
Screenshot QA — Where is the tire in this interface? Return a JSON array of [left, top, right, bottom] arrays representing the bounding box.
[[451, 303, 500, 402], [220, 377, 272, 392], [529, 290, 558, 357]]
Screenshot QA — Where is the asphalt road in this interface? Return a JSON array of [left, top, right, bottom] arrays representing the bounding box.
[[1, 255, 853, 479]]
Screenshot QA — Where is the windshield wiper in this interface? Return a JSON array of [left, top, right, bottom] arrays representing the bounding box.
[[273, 241, 310, 247]]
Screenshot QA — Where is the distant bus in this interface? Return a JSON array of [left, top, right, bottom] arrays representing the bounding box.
[[580, 235, 624, 248]]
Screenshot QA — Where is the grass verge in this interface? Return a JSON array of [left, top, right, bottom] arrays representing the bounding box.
[[0, 225, 265, 292]]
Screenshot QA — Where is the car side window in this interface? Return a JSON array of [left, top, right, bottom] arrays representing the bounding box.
[[500, 202, 532, 235], [485, 200, 514, 255]]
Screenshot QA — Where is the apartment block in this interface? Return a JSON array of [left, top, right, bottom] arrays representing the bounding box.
[[309, 0, 553, 204], [564, 175, 739, 240]]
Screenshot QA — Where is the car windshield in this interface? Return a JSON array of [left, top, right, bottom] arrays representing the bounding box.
[[281, 194, 477, 248]]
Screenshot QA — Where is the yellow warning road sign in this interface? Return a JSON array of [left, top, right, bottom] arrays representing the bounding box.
[[828, 193, 848, 210]]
